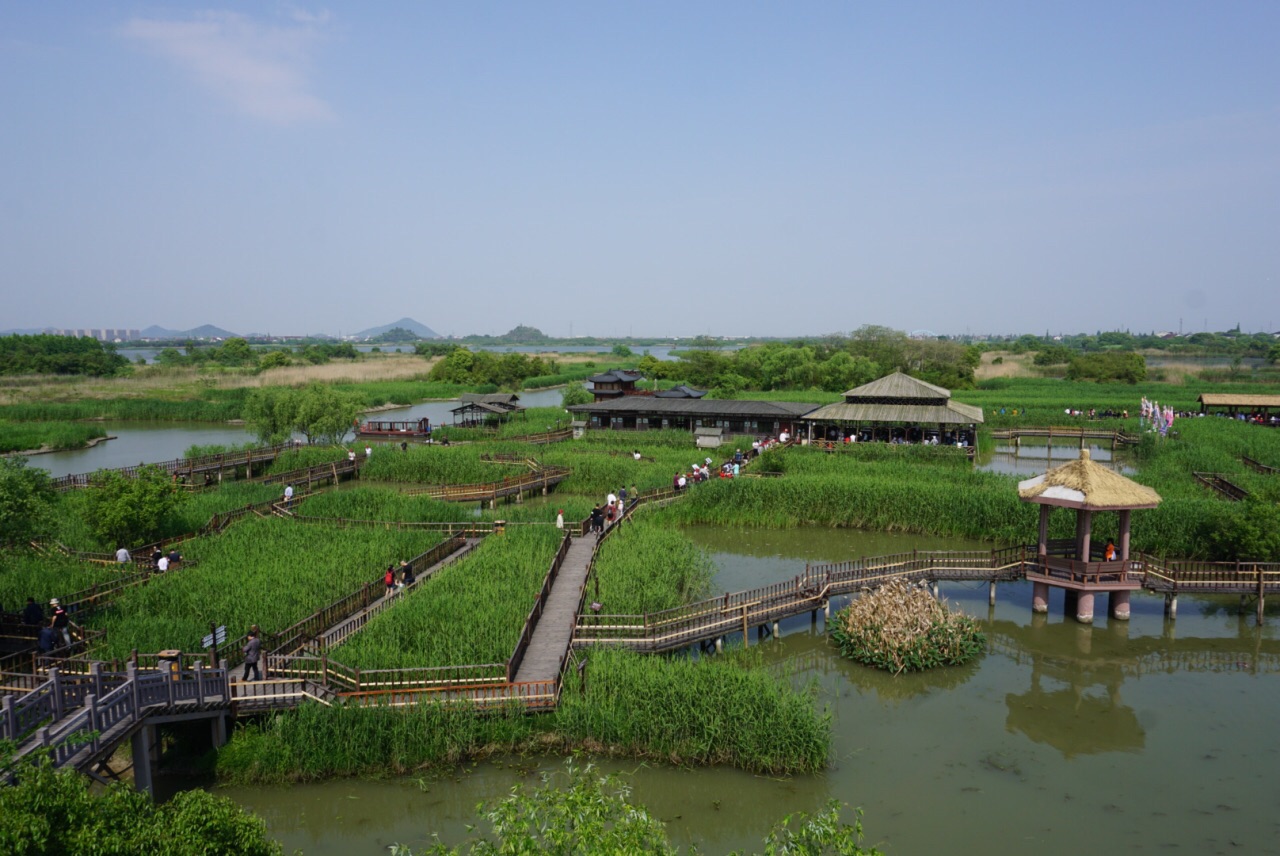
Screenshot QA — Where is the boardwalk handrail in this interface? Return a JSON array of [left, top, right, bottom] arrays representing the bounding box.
[[1242, 455, 1277, 476], [1193, 472, 1249, 501], [49, 442, 299, 491], [401, 465, 572, 502], [989, 426, 1139, 445]]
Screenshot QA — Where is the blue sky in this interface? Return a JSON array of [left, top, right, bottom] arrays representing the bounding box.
[[2, 2, 1277, 338]]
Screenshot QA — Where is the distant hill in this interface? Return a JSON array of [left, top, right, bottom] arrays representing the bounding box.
[[355, 317, 440, 339], [140, 324, 240, 340]]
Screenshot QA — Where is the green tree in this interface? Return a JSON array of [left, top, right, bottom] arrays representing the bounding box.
[[611, 343, 634, 357], [0, 456, 56, 548], [83, 465, 186, 547], [561, 384, 593, 407], [243, 387, 300, 444], [291, 383, 363, 445], [1268, 343, 1280, 365], [216, 338, 255, 366], [257, 350, 292, 371], [0, 753, 280, 856]]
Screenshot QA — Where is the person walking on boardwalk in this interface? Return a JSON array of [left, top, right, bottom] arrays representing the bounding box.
[[384, 565, 397, 596], [555, 509, 564, 530], [49, 598, 71, 648], [116, 545, 131, 564], [284, 484, 294, 507], [590, 504, 604, 535], [241, 628, 261, 682], [22, 596, 43, 626]]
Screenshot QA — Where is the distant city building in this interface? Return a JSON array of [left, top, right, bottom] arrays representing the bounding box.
[[43, 328, 140, 342]]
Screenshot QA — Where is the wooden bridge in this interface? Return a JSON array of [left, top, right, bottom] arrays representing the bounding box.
[[49, 442, 301, 491], [401, 465, 572, 505], [1241, 455, 1277, 476], [990, 426, 1139, 449], [1193, 471, 1249, 501]]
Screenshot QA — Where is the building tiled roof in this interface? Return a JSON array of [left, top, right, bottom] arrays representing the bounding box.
[[655, 385, 707, 398], [567, 397, 818, 418]]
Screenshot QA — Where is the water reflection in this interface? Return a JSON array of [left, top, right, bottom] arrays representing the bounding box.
[[975, 443, 1135, 476]]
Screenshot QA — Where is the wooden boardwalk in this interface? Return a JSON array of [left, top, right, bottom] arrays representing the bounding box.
[[513, 535, 597, 683], [990, 426, 1139, 449]]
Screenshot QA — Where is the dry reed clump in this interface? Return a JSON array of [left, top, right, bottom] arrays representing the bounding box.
[[829, 579, 985, 673]]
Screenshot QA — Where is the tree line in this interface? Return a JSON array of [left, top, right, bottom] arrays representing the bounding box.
[[0, 334, 129, 377]]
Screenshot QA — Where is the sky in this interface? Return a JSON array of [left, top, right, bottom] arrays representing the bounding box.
[[2, 2, 1278, 339]]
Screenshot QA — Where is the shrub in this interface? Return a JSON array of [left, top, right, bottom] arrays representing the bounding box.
[[829, 580, 985, 673]]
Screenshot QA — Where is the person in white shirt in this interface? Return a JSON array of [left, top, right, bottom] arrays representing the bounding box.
[[157, 555, 170, 572], [115, 546, 131, 564], [284, 484, 294, 506], [555, 509, 564, 530]]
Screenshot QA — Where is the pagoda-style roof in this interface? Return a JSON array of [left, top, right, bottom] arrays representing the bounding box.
[[1018, 449, 1161, 510], [451, 393, 524, 416], [655, 384, 707, 399], [588, 369, 645, 384], [802, 371, 983, 425]]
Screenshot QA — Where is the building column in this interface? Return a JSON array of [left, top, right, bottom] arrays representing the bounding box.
[[1110, 590, 1131, 620], [1076, 591, 1095, 624]]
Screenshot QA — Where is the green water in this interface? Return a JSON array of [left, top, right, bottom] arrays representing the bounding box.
[[212, 526, 1280, 854]]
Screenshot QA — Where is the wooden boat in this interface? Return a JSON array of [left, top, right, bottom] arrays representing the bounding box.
[[356, 417, 432, 439]]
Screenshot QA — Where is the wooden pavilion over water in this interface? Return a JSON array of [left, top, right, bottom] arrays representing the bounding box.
[[1018, 449, 1162, 623], [801, 371, 984, 447], [450, 393, 525, 427]]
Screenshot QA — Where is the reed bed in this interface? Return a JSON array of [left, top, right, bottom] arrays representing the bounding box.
[[263, 446, 349, 474], [0, 553, 128, 613], [332, 526, 564, 669], [829, 579, 985, 673], [0, 420, 107, 453], [215, 699, 539, 782], [555, 648, 830, 775], [591, 520, 714, 614], [360, 445, 529, 485], [296, 486, 595, 527], [90, 517, 441, 659]]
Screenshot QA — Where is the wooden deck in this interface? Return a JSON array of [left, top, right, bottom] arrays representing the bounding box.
[[1193, 471, 1249, 501], [513, 536, 597, 683]]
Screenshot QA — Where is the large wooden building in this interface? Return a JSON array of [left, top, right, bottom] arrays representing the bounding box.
[[567, 396, 816, 436], [802, 372, 984, 446]]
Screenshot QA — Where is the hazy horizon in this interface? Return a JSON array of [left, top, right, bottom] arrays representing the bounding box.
[[3, 3, 1277, 338]]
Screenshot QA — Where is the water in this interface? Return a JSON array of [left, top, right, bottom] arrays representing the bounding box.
[[211, 526, 1280, 854], [21, 388, 573, 479], [975, 442, 1136, 476], [116, 344, 695, 364]]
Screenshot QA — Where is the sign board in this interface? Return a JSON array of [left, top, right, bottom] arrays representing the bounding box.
[[201, 625, 228, 648]]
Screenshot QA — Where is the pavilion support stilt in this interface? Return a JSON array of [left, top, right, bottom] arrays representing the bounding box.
[[989, 581, 997, 607], [1032, 582, 1049, 614], [1075, 591, 1095, 624], [1110, 590, 1131, 620], [131, 725, 154, 798]]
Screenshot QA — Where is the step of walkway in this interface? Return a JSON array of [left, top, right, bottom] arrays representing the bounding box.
[[513, 535, 598, 684]]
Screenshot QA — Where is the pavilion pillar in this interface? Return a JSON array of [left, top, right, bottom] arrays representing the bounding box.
[[1077, 510, 1093, 562], [1032, 582, 1049, 614], [1119, 510, 1132, 560], [1076, 591, 1095, 624], [1110, 590, 1131, 620], [1037, 506, 1049, 556]]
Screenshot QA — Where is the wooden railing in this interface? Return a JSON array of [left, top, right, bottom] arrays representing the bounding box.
[[1193, 472, 1249, 501], [989, 426, 1139, 446], [50, 442, 298, 491], [1241, 456, 1277, 476], [401, 466, 571, 503]]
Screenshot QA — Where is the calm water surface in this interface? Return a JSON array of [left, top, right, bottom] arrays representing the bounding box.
[[211, 526, 1280, 855]]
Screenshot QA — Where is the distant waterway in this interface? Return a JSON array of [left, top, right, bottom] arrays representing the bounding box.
[[115, 344, 694, 364], [22, 388, 570, 479], [209, 526, 1280, 855]]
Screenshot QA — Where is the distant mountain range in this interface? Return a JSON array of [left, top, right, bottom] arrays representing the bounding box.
[[139, 324, 241, 339], [4, 318, 441, 341], [354, 317, 441, 339]]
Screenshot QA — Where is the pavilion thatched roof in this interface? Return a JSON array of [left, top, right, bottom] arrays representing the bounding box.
[[802, 371, 984, 425], [1018, 449, 1161, 510], [1199, 393, 1280, 408]]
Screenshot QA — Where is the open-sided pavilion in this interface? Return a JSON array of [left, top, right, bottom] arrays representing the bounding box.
[[801, 371, 984, 447]]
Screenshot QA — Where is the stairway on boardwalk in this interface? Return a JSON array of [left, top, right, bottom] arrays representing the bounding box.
[[513, 535, 598, 684]]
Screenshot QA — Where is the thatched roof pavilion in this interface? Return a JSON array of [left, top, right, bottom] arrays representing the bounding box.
[[802, 371, 983, 445], [449, 393, 525, 426], [1018, 449, 1162, 623], [1198, 393, 1280, 415]]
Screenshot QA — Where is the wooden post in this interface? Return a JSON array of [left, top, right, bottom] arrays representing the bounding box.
[[989, 581, 997, 606], [1258, 565, 1266, 626], [1165, 593, 1178, 618], [741, 604, 749, 647], [2, 695, 15, 741], [50, 668, 63, 721]]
